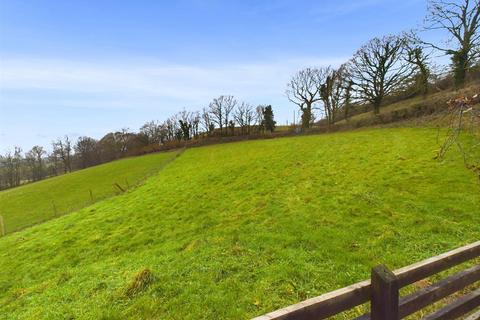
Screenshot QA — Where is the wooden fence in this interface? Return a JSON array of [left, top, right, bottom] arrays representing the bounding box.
[[253, 241, 480, 320]]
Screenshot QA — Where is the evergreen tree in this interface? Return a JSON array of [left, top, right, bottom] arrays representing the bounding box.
[[262, 105, 276, 133]]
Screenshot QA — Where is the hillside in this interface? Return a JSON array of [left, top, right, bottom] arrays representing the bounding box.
[[0, 127, 478, 319], [335, 83, 479, 127], [0, 151, 178, 234]]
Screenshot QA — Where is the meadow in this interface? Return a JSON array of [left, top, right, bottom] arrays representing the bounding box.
[[0, 150, 177, 234], [0, 127, 479, 319]]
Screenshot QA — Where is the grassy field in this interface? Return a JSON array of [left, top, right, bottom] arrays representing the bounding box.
[[0, 127, 479, 319], [0, 151, 178, 234]]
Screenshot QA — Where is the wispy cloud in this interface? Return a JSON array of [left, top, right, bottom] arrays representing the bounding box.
[[0, 56, 347, 110]]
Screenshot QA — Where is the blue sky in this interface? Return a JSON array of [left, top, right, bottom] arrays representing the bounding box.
[[0, 0, 431, 151]]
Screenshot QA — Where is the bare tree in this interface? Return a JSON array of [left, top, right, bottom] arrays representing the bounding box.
[[201, 107, 214, 136], [344, 78, 354, 122], [176, 110, 192, 140], [349, 35, 413, 114], [140, 120, 166, 145], [255, 105, 265, 132], [209, 95, 237, 135], [117, 128, 131, 154], [209, 97, 224, 134], [222, 96, 237, 135], [422, 0, 480, 87], [25, 146, 46, 181], [436, 94, 480, 179], [53, 136, 72, 173], [234, 102, 254, 135], [405, 38, 432, 96], [48, 149, 61, 176], [286, 67, 329, 128], [191, 112, 200, 139], [2, 148, 22, 187], [164, 117, 178, 141], [0, 155, 6, 190], [320, 67, 349, 125], [75, 137, 98, 169]]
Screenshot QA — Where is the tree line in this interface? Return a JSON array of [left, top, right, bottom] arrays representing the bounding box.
[[0, 97, 276, 190], [286, 0, 480, 128]]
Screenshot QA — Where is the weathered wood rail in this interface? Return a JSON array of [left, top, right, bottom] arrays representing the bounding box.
[[253, 241, 480, 320]]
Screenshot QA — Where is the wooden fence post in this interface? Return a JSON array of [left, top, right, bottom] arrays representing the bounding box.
[[371, 264, 399, 320]]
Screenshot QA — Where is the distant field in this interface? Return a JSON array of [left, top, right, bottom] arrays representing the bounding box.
[[0, 151, 177, 234], [0, 128, 479, 319]]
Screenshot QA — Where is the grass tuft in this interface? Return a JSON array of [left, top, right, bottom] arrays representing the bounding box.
[[124, 268, 155, 298]]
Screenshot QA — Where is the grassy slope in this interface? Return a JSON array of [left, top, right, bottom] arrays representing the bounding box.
[[0, 151, 177, 234], [337, 82, 480, 124], [0, 128, 479, 319]]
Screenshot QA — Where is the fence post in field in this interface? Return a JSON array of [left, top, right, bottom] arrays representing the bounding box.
[[371, 264, 399, 320], [89, 189, 94, 202], [0, 214, 5, 236]]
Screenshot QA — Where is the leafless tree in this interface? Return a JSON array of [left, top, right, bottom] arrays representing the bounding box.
[[286, 67, 330, 128], [349, 35, 413, 114], [209, 95, 237, 135], [209, 97, 224, 133], [25, 145, 46, 181], [421, 0, 480, 87], [75, 137, 98, 169], [191, 112, 201, 139], [47, 149, 61, 176], [255, 105, 265, 132], [343, 78, 354, 122], [234, 102, 254, 135], [53, 136, 72, 173], [320, 66, 351, 125], [405, 38, 432, 96], [176, 109, 200, 140], [222, 96, 237, 135], [177, 110, 192, 140], [164, 117, 178, 141], [1, 147, 22, 187], [437, 94, 480, 179], [140, 120, 166, 145], [201, 107, 214, 136], [117, 128, 131, 154]]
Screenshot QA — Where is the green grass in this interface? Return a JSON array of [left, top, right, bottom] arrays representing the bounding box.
[[0, 151, 178, 234], [0, 128, 479, 319]]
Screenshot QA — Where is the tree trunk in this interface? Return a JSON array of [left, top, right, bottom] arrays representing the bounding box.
[[344, 104, 350, 122], [373, 101, 381, 115], [301, 104, 312, 128], [452, 50, 468, 89], [420, 65, 429, 97]]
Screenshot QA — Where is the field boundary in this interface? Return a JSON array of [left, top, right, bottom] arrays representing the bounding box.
[[253, 241, 480, 320], [0, 149, 185, 236]]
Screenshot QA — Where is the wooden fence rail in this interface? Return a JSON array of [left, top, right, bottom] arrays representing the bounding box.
[[252, 241, 480, 320]]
